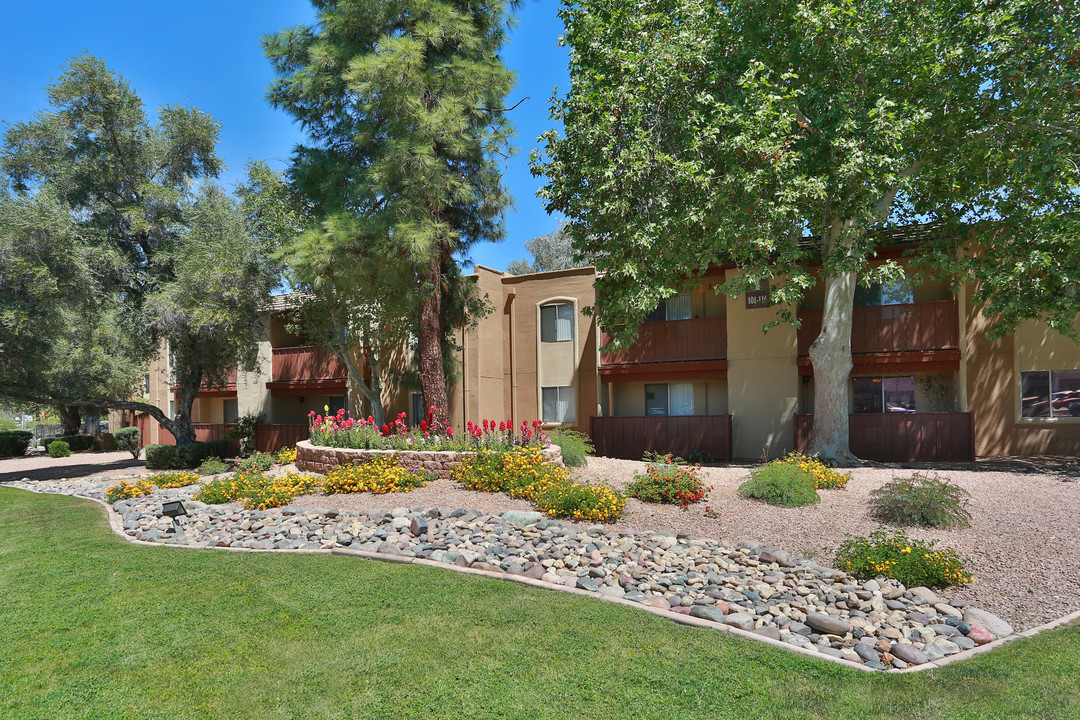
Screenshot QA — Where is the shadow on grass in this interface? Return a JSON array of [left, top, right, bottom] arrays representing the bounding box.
[[0, 456, 145, 483]]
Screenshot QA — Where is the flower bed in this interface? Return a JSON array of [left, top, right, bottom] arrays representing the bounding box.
[[296, 440, 564, 479]]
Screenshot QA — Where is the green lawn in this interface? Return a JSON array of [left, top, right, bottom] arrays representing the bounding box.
[[1, 487, 1077, 720]]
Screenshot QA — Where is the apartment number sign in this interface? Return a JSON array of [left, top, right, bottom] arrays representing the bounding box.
[[745, 279, 772, 309]]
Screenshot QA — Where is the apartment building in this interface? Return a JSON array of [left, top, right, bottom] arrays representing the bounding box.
[[126, 246, 1080, 461]]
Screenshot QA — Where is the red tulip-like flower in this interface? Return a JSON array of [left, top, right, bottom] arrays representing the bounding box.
[[420, 420, 428, 432], [446, 426, 453, 437], [499, 421, 506, 432], [381, 424, 390, 435]]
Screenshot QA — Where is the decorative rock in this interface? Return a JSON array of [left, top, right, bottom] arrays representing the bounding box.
[[752, 626, 781, 641], [854, 643, 880, 663], [643, 596, 671, 611], [409, 516, 428, 536], [934, 602, 962, 618], [909, 587, 940, 605], [689, 605, 728, 624], [889, 643, 929, 665], [966, 624, 994, 645], [963, 608, 1014, 638], [502, 510, 544, 526], [723, 613, 756, 631], [806, 613, 852, 636]]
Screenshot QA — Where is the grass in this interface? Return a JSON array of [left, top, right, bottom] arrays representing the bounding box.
[[1, 486, 1078, 720]]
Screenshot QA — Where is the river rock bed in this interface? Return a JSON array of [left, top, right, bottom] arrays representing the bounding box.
[[3, 474, 1017, 671]]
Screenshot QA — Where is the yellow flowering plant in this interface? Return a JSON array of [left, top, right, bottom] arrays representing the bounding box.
[[105, 479, 155, 503], [833, 529, 972, 588], [274, 446, 299, 465], [147, 472, 200, 489], [778, 452, 851, 490], [322, 458, 433, 495], [195, 469, 320, 510]]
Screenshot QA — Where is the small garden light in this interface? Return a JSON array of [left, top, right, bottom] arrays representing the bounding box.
[[161, 499, 187, 534]]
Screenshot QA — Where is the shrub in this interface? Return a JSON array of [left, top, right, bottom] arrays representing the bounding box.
[[833, 528, 972, 588], [627, 455, 711, 507], [322, 458, 433, 495], [546, 428, 593, 467], [197, 457, 230, 476], [113, 427, 141, 459], [43, 435, 98, 452], [145, 440, 230, 470], [0, 430, 33, 458], [236, 451, 274, 472], [105, 479, 154, 503], [778, 452, 851, 489], [274, 446, 298, 465], [148, 471, 200, 489], [453, 447, 626, 523], [47, 440, 71, 458], [738, 461, 820, 507], [531, 480, 626, 523], [196, 469, 319, 510], [869, 472, 972, 529], [226, 412, 264, 457]]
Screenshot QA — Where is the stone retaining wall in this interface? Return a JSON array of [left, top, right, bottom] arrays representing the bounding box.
[[296, 440, 563, 478]]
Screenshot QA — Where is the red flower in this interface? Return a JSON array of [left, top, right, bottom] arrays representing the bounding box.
[[420, 420, 428, 432], [446, 426, 453, 437], [381, 424, 390, 435], [308, 410, 316, 417], [499, 421, 506, 432], [482, 419, 489, 431]]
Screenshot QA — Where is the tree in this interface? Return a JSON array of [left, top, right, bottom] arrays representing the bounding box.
[[533, 0, 1080, 463], [0, 54, 273, 444], [506, 221, 590, 275], [264, 0, 517, 430]]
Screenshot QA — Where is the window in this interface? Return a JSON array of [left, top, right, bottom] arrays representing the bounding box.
[[143, 372, 150, 396], [855, 279, 914, 307], [853, 376, 916, 413], [645, 294, 692, 322], [411, 392, 424, 425], [540, 303, 574, 342], [541, 386, 575, 423], [168, 399, 176, 419], [645, 383, 694, 416], [223, 398, 239, 424], [329, 395, 347, 414], [1021, 370, 1080, 418]]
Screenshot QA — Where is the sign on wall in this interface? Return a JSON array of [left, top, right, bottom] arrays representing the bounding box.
[[745, 279, 772, 309]]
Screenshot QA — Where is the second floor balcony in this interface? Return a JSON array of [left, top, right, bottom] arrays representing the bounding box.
[[599, 316, 728, 382], [268, 345, 348, 393], [797, 300, 960, 356]]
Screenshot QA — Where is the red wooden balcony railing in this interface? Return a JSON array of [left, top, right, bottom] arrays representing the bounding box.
[[600, 316, 727, 366], [590, 414, 732, 460], [271, 346, 347, 383], [797, 300, 959, 356], [794, 412, 975, 462]]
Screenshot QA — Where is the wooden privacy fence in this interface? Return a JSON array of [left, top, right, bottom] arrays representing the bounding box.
[[794, 412, 975, 462], [590, 415, 733, 461], [133, 418, 308, 454]]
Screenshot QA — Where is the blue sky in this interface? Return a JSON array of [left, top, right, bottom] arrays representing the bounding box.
[[0, 0, 570, 272]]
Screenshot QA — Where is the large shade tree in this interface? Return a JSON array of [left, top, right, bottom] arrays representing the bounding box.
[[0, 54, 274, 444], [264, 0, 517, 430], [533, 0, 1080, 463]]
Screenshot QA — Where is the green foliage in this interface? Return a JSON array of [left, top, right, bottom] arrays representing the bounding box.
[[834, 529, 972, 588], [870, 472, 972, 530], [112, 426, 141, 459], [147, 472, 201, 489], [145, 440, 230, 470], [738, 462, 820, 508], [627, 456, 710, 507], [43, 435, 96, 453], [226, 412, 264, 457], [235, 451, 274, 473], [0, 54, 273, 445], [195, 470, 318, 510], [506, 222, 589, 275], [46, 440, 71, 458], [265, 0, 517, 428], [197, 457, 230, 476], [0, 430, 33, 457], [545, 428, 594, 467]]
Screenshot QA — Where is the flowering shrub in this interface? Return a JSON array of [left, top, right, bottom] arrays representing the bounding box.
[[235, 451, 274, 472], [322, 458, 433, 495], [833, 529, 972, 588], [308, 405, 548, 452], [274, 446, 298, 465], [626, 455, 711, 508], [778, 452, 851, 490], [738, 461, 820, 507], [453, 447, 626, 523], [195, 469, 319, 510], [147, 472, 200, 489], [531, 480, 627, 523], [105, 479, 154, 503]]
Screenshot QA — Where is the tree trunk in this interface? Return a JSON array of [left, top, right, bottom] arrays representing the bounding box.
[[169, 378, 198, 445], [339, 347, 384, 427], [807, 222, 860, 466], [418, 255, 450, 432], [57, 404, 81, 435]]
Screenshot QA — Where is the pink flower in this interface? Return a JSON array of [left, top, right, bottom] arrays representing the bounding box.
[[446, 426, 453, 437]]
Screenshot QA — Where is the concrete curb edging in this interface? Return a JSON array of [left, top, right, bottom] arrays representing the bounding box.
[[7, 484, 1079, 673]]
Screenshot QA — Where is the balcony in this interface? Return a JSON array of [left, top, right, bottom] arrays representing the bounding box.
[[794, 412, 975, 462], [172, 368, 237, 398], [797, 300, 960, 374], [267, 346, 348, 394], [591, 414, 732, 461], [600, 316, 728, 381]]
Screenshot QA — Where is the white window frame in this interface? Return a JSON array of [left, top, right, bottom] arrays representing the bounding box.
[[540, 302, 575, 343], [1020, 369, 1080, 420], [541, 386, 575, 423]]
